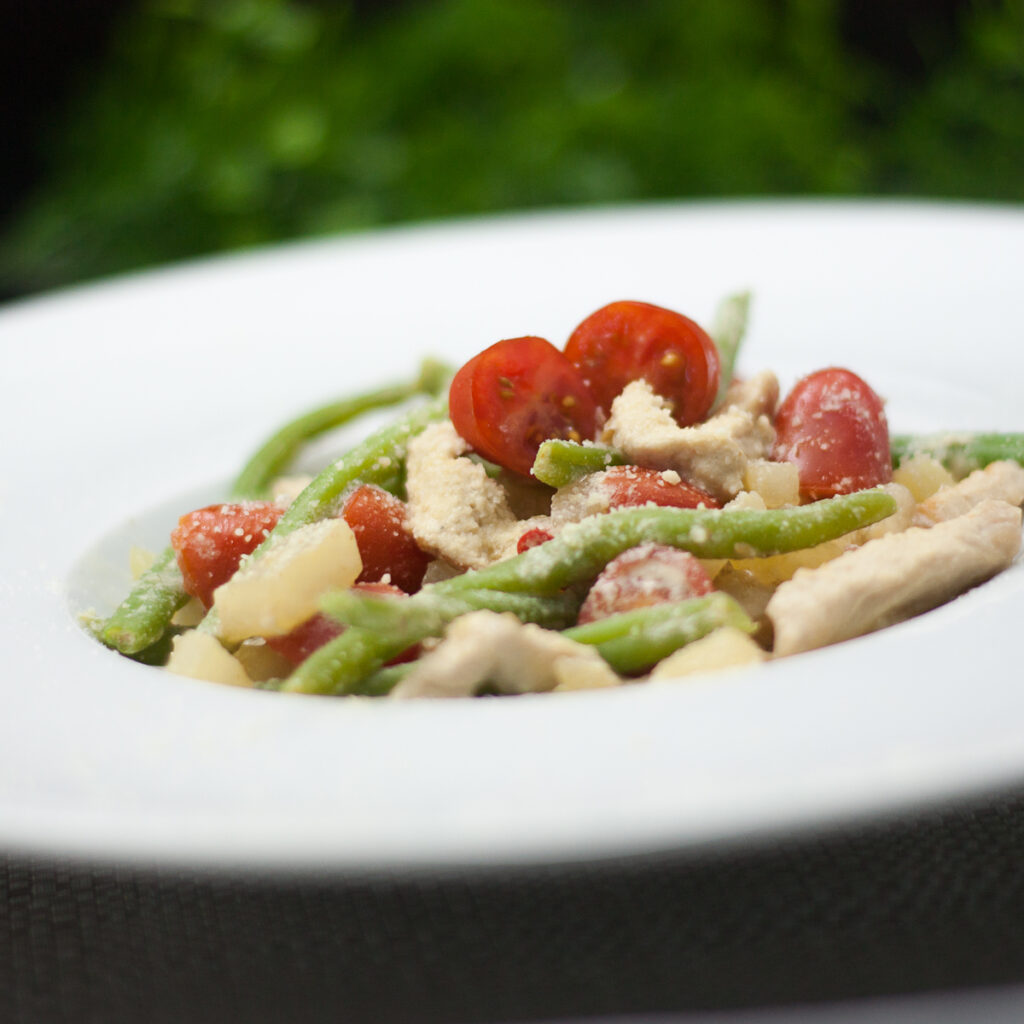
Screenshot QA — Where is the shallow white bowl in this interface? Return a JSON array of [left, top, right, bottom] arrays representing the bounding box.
[[3, 199, 1023, 871]]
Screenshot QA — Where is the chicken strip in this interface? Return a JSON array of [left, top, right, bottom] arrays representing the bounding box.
[[767, 499, 1022, 657], [914, 460, 1024, 526]]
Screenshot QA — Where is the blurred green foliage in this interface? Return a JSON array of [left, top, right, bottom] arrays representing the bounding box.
[[2, 0, 1022, 295]]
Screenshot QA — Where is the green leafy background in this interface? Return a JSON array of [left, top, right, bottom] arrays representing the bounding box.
[[3, 0, 1022, 296]]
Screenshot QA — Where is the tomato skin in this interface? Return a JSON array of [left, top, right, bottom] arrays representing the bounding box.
[[773, 367, 892, 500], [564, 301, 720, 425], [602, 465, 720, 510], [264, 612, 343, 666], [341, 484, 430, 593], [170, 502, 284, 608], [267, 583, 419, 666], [578, 543, 713, 625], [517, 527, 554, 554], [449, 335, 600, 477]]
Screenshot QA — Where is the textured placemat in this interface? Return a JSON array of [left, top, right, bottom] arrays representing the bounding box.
[[4, 785, 1024, 1024]]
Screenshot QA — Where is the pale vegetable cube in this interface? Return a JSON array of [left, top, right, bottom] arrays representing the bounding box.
[[270, 474, 314, 507], [712, 565, 775, 623], [214, 518, 362, 642], [725, 489, 767, 510], [171, 596, 205, 627], [129, 545, 156, 579], [649, 626, 765, 680], [234, 637, 294, 683], [552, 654, 622, 692], [698, 558, 727, 581], [167, 630, 252, 688], [729, 540, 847, 586], [893, 454, 956, 502], [743, 459, 800, 508]]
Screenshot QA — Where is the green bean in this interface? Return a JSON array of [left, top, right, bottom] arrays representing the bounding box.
[[711, 290, 751, 410], [284, 489, 894, 695], [891, 432, 1024, 479], [296, 594, 748, 697], [563, 593, 754, 675], [355, 663, 415, 698], [322, 586, 580, 638], [231, 357, 450, 501], [438, 489, 897, 597], [98, 547, 190, 654], [288, 588, 580, 696], [195, 393, 448, 639], [280, 626, 410, 697], [100, 370, 448, 656], [531, 440, 626, 488]]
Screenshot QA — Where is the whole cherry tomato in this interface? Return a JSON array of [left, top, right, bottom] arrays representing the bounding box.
[[449, 335, 599, 477], [602, 465, 719, 510], [773, 367, 892, 500], [578, 543, 713, 625], [170, 501, 283, 608], [564, 300, 720, 425], [341, 484, 430, 593]]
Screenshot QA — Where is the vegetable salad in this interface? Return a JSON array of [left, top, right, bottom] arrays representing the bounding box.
[[94, 295, 1024, 697]]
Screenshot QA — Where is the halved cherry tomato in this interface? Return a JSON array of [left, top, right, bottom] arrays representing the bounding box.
[[602, 465, 720, 510], [564, 301, 720, 425], [341, 484, 430, 593], [449, 335, 599, 477], [170, 501, 283, 608], [578, 543, 713, 625], [773, 367, 892, 500], [267, 583, 419, 666]]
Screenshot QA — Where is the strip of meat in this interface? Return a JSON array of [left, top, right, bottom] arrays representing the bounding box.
[[767, 499, 1022, 657], [914, 460, 1024, 526]]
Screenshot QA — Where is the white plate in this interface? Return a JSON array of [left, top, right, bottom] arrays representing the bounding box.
[[3, 199, 1024, 872]]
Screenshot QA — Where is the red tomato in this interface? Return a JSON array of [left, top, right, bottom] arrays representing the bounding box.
[[265, 612, 343, 666], [341, 484, 431, 593], [267, 583, 419, 666], [564, 301, 720, 425], [170, 502, 283, 608], [517, 527, 554, 554], [773, 367, 892, 500], [449, 335, 600, 477], [602, 465, 720, 510], [578, 543, 713, 625]]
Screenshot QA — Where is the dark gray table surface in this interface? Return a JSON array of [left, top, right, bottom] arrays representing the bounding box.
[[5, 778, 1024, 1024]]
